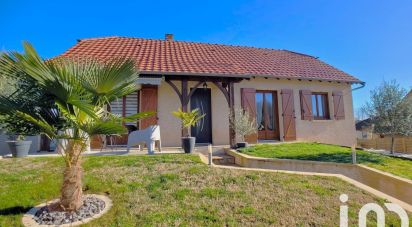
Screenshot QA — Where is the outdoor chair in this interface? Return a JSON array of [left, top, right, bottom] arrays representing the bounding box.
[[127, 125, 162, 154]]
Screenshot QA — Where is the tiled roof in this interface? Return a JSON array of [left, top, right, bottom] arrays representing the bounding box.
[[60, 36, 362, 83]]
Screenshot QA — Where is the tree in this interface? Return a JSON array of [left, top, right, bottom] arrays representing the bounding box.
[[363, 80, 412, 153], [229, 107, 257, 142], [0, 43, 153, 211]]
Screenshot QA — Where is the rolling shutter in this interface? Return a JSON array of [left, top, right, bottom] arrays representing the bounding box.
[[124, 91, 139, 125], [281, 89, 296, 141], [241, 88, 257, 143], [108, 91, 139, 145], [332, 91, 345, 120], [140, 86, 158, 129], [300, 90, 313, 120]]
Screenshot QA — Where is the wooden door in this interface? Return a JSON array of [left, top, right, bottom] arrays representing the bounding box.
[[281, 89, 296, 141], [255, 91, 280, 140]]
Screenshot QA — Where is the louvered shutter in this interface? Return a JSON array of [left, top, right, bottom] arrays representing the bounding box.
[[281, 89, 296, 141], [124, 91, 139, 126], [300, 90, 313, 120], [140, 86, 158, 129], [109, 98, 123, 116], [108, 91, 139, 145], [241, 88, 257, 143], [332, 91, 345, 120]]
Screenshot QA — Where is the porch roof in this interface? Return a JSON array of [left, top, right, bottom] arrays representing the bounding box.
[[60, 36, 362, 84]]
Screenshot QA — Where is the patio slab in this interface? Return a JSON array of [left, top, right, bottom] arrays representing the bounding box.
[[0, 145, 229, 158]]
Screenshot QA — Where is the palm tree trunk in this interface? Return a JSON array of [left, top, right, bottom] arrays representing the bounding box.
[[390, 136, 395, 154], [59, 140, 85, 211]]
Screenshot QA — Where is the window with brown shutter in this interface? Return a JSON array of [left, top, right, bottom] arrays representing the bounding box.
[[241, 88, 257, 143], [109, 90, 139, 124], [332, 91, 345, 120], [300, 90, 313, 120], [311, 92, 330, 120]]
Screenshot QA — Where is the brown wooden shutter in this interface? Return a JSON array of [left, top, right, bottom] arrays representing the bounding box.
[[241, 88, 257, 143], [332, 91, 345, 120], [140, 85, 158, 129], [300, 90, 313, 120], [281, 89, 296, 141]]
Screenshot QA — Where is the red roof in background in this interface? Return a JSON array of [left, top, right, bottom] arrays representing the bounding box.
[[60, 36, 362, 83]]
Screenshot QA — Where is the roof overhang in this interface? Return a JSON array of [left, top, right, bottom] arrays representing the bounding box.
[[139, 70, 363, 84]]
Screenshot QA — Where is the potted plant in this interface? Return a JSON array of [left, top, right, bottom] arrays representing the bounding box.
[[230, 107, 257, 148], [172, 108, 205, 153], [0, 114, 41, 157]]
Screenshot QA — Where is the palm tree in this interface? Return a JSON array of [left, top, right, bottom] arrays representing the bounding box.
[[0, 42, 153, 211]]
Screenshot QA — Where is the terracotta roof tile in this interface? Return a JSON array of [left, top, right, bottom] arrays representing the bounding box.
[[60, 36, 362, 83]]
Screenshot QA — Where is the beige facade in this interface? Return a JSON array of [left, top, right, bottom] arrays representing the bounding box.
[[157, 77, 356, 147]]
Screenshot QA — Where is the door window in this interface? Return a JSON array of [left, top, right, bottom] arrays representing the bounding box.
[[255, 91, 279, 140]]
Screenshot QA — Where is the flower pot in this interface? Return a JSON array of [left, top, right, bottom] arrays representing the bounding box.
[[6, 140, 32, 158], [181, 137, 196, 153], [236, 142, 248, 148]]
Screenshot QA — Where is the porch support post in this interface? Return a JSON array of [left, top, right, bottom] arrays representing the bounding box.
[[228, 81, 236, 147], [181, 79, 189, 136]]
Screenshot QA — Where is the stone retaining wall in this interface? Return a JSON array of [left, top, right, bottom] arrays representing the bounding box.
[[225, 149, 412, 206]]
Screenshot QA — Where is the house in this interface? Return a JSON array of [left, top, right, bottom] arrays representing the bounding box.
[[56, 34, 363, 148], [355, 118, 373, 139]]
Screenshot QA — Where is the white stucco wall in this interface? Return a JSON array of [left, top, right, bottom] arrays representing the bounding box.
[[157, 77, 357, 147]]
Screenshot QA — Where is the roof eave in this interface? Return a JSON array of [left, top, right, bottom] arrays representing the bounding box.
[[140, 70, 363, 84]]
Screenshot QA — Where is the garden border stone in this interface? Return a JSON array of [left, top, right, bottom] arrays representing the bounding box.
[[22, 194, 112, 227]]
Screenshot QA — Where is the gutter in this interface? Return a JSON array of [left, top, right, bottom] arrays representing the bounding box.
[[352, 82, 366, 91]]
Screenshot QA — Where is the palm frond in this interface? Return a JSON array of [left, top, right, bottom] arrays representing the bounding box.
[[122, 111, 156, 122], [81, 120, 127, 136]]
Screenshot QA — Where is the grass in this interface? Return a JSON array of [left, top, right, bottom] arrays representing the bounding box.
[[240, 142, 412, 180], [0, 154, 409, 226]]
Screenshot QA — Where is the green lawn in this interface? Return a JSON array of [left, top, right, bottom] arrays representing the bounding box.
[[0, 155, 408, 226], [240, 142, 412, 180]]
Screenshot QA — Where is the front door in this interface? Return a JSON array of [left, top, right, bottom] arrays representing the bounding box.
[[190, 88, 212, 144], [255, 91, 280, 140]]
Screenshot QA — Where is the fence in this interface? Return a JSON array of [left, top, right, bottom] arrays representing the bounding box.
[[357, 136, 412, 154]]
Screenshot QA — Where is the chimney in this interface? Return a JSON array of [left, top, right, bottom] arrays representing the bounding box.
[[165, 33, 174, 41]]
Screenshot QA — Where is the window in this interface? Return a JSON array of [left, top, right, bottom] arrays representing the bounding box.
[[109, 91, 139, 126], [311, 93, 330, 120]]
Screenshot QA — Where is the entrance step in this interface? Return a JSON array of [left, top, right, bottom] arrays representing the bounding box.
[[212, 155, 235, 165]]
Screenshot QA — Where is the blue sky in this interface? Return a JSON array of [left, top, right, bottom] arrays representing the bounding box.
[[1, 0, 411, 115]]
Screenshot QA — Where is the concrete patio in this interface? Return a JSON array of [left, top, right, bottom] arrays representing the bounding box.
[[0, 145, 229, 158]]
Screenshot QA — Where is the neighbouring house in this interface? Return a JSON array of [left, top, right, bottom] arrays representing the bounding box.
[[0, 34, 364, 154], [355, 118, 373, 139]]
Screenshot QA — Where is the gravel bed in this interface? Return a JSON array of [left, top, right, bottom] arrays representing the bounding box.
[[34, 196, 105, 225]]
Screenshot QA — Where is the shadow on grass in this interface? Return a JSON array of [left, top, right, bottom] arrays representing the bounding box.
[[0, 206, 31, 216], [274, 152, 385, 164]]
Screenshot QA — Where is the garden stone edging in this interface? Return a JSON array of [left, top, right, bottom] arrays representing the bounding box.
[[225, 148, 412, 208], [22, 194, 112, 227]]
